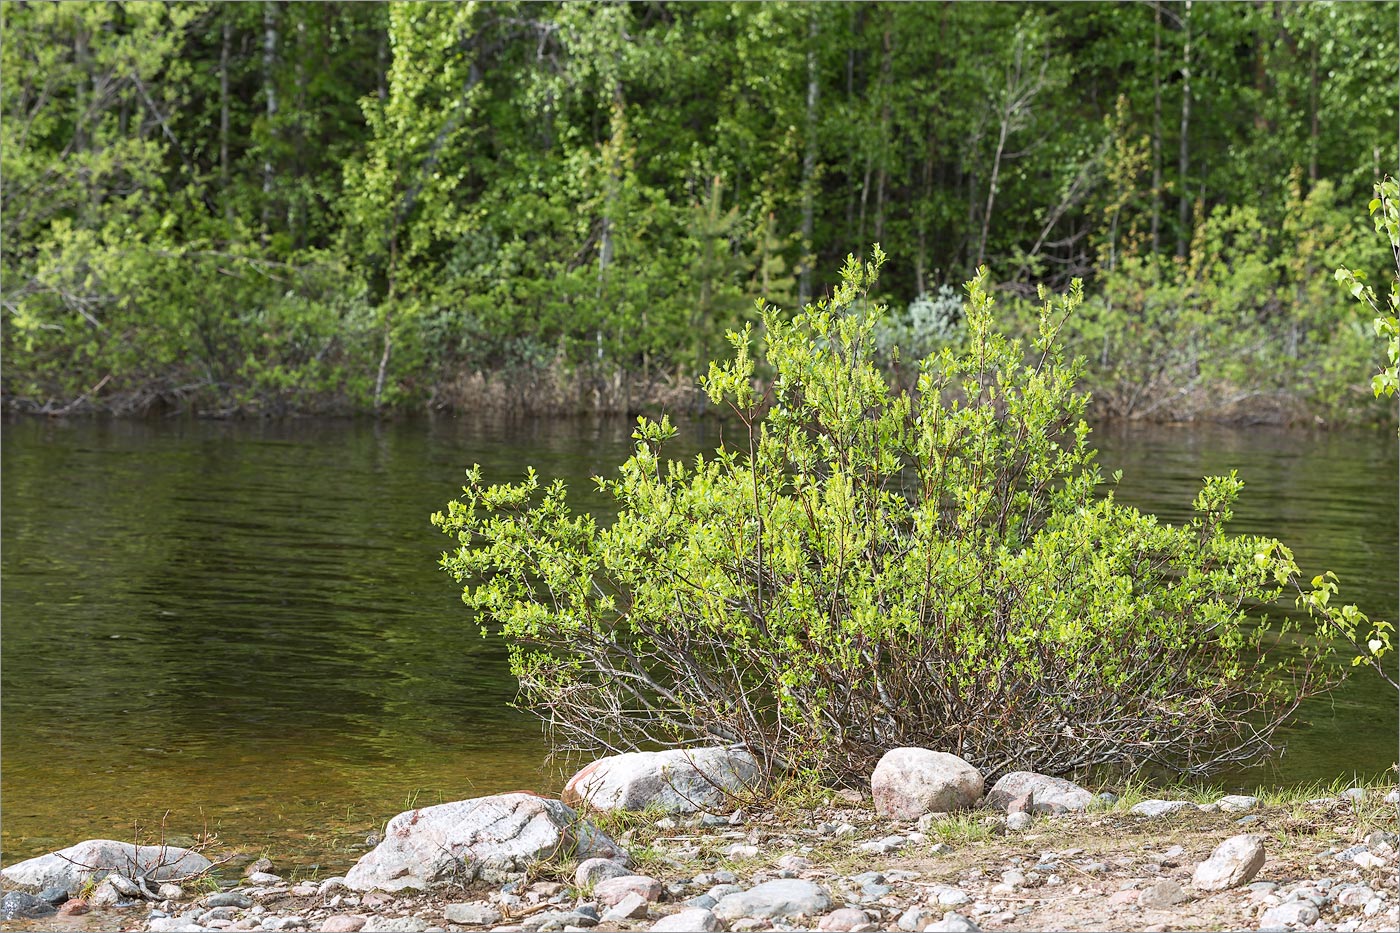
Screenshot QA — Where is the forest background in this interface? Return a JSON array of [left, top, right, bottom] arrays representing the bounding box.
[[4, 0, 1397, 423]]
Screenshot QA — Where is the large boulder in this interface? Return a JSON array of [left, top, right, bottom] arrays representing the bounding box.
[[871, 748, 983, 820], [1, 840, 213, 894], [983, 772, 1093, 813], [345, 794, 624, 892], [563, 747, 762, 814]]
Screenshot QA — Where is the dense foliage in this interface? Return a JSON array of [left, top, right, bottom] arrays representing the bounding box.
[[3, 1, 1396, 420], [434, 251, 1338, 782]]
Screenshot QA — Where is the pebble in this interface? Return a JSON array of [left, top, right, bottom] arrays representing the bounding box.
[[1005, 812, 1031, 832], [649, 908, 720, 931], [1259, 901, 1319, 928], [1335, 884, 1375, 908], [708, 884, 744, 902], [924, 885, 969, 907], [817, 907, 871, 931], [923, 912, 980, 932], [593, 875, 663, 907], [321, 917, 368, 933], [246, 871, 284, 885], [724, 843, 760, 859], [601, 892, 650, 922], [443, 902, 501, 925], [1138, 880, 1187, 909], [858, 835, 906, 854], [712, 879, 833, 921], [1385, 789, 1400, 805], [1339, 787, 1367, 803], [205, 893, 255, 909]]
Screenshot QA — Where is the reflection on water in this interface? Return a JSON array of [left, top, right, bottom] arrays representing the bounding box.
[[2, 416, 1395, 871]]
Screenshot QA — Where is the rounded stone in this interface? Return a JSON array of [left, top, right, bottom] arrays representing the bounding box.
[[871, 748, 984, 820]]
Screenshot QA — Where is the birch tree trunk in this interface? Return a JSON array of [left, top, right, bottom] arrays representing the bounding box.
[[1176, 0, 1192, 260]]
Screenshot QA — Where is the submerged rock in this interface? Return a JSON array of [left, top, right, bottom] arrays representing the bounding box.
[[345, 793, 624, 892], [1, 891, 56, 921], [563, 747, 763, 814], [871, 748, 984, 819]]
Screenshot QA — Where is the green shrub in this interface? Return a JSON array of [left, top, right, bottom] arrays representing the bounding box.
[[434, 249, 1336, 782]]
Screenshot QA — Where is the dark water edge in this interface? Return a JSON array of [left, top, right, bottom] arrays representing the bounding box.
[[1, 414, 1395, 873]]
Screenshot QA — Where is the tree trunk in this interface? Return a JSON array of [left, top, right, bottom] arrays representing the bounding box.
[[1308, 41, 1319, 184], [220, 16, 232, 223], [262, 1, 279, 234], [977, 116, 1008, 269], [1176, 0, 1192, 260], [873, 20, 892, 245], [1150, 0, 1163, 253], [798, 12, 819, 308]]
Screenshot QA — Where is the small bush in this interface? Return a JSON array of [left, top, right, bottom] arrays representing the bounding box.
[[434, 248, 1335, 783]]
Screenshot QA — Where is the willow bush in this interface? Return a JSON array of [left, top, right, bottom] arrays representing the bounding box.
[[434, 249, 1339, 783]]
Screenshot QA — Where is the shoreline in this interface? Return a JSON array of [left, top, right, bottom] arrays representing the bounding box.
[[3, 780, 1397, 933]]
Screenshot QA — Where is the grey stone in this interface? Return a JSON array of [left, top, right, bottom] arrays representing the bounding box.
[[708, 884, 744, 901], [924, 886, 969, 907], [562, 747, 763, 814], [1193, 835, 1266, 890], [575, 858, 631, 889], [600, 892, 649, 922], [1259, 902, 1319, 929], [205, 893, 255, 909], [649, 908, 720, 931], [1138, 880, 1188, 909], [345, 794, 623, 892], [898, 905, 939, 931], [984, 772, 1093, 813], [923, 912, 980, 932], [1384, 789, 1400, 805], [1094, 792, 1119, 807], [2, 891, 56, 921], [1129, 800, 1195, 818], [362, 918, 428, 933], [712, 870, 739, 885], [857, 835, 906, 854], [871, 748, 984, 819], [1335, 844, 1371, 863], [860, 884, 892, 901], [1005, 812, 1031, 832], [89, 878, 134, 908], [38, 885, 69, 906], [1339, 787, 1367, 803], [1218, 795, 1260, 813], [247, 871, 283, 885], [318, 877, 350, 897], [442, 902, 501, 925], [817, 908, 871, 932], [148, 919, 206, 933], [682, 895, 717, 910], [713, 879, 832, 920], [593, 875, 662, 907], [0, 839, 214, 894], [1336, 885, 1376, 908], [158, 882, 185, 900]]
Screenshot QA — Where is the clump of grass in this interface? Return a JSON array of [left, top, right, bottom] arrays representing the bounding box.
[[917, 811, 998, 847]]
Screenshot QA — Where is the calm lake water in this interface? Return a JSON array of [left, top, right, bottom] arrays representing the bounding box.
[[2, 415, 1395, 872]]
